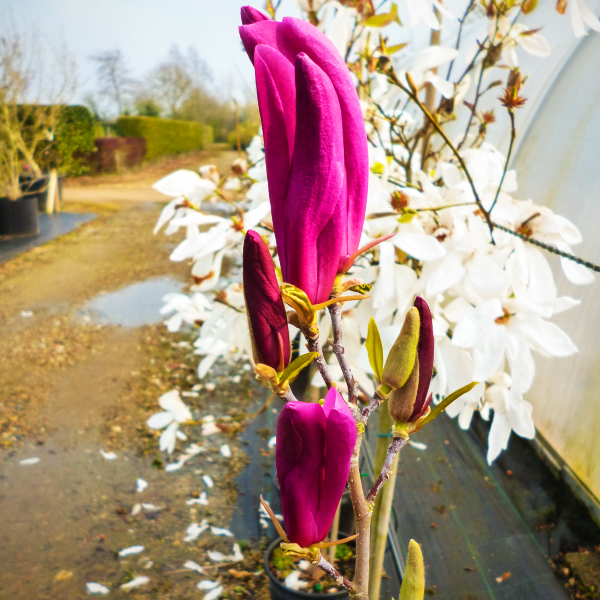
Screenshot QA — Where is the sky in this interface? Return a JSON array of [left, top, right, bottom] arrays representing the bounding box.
[[4, 0, 305, 109]]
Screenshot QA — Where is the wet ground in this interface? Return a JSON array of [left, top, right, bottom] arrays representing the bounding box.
[[0, 147, 278, 599]]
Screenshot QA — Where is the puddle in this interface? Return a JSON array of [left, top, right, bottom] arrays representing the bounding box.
[[80, 276, 183, 327]]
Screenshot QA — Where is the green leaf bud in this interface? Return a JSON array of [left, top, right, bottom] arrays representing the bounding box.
[[381, 307, 420, 391], [388, 356, 419, 423]]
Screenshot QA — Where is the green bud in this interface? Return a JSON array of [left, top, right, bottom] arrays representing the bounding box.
[[399, 540, 425, 600], [389, 356, 419, 423], [381, 307, 420, 390]]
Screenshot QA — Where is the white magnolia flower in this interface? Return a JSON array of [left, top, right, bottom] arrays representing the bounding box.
[[490, 16, 551, 68], [160, 293, 213, 332], [146, 390, 192, 454], [400, 46, 459, 99]]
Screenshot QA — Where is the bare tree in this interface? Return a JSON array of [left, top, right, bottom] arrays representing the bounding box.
[[90, 49, 133, 116], [141, 44, 212, 118], [0, 21, 78, 198]]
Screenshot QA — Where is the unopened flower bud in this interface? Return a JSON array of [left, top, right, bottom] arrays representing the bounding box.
[[388, 357, 420, 423], [381, 307, 420, 393]]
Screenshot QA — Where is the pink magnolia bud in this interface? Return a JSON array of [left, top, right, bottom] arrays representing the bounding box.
[[239, 11, 368, 304], [276, 388, 356, 548], [243, 230, 290, 371], [240, 5, 269, 24]]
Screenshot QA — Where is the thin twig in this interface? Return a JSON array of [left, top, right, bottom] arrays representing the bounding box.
[[446, 0, 476, 81], [316, 556, 357, 593], [361, 390, 384, 425], [366, 437, 407, 504], [387, 71, 495, 241], [492, 222, 600, 273], [306, 336, 335, 390], [327, 303, 359, 405]]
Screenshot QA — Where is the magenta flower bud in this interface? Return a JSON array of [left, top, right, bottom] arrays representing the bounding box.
[[240, 5, 269, 24], [243, 230, 290, 371], [239, 11, 368, 304], [276, 388, 357, 548], [410, 296, 435, 421]]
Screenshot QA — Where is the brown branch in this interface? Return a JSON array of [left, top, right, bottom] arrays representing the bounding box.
[[306, 336, 335, 390], [361, 391, 384, 425], [327, 303, 359, 405], [366, 437, 407, 504]]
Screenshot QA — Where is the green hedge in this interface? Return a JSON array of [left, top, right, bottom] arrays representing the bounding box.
[[54, 106, 96, 176], [116, 116, 212, 161]]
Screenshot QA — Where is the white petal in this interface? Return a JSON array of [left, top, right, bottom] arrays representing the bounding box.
[[408, 440, 427, 450], [100, 450, 117, 461], [525, 247, 556, 304], [393, 232, 446, 261], [146, 411, 174, 430], [204, 585, 224, 600], [119, 545, 145, 557], [184, 560, 205, 573], [576, 0, 600, 32], [198, 580, 221, 591], [154, 198, 179, 234], [86, 583, 110, 595], [412, 46, 458, 72], [120, 576, 150, 589], [220, 444, 232, 458], [516, 315, 578, 357], [426, 253, 465, 296], [452, 299, 503, 348], [159, 422, 179, 454], [136, 478, 148, 493], [153, 169, 203, 197], [131, 503, 142, 516], [424, 72, 455, 98], [505, 330, 535, 395], [159, 390, 192, 422], [211, 526, 234, 537], [487, 411, 511, 464], [268, 436, 277, 448], [472, 324, 506, 382], [561, 257, 595, 285], [207, 551, 227, 562], [203, 475, 215, 488], [20, 457, 40, 465], [518, 32, 551, 57]]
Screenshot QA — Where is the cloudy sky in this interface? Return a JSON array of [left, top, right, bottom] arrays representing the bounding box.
[[4, 0, 305, 108]]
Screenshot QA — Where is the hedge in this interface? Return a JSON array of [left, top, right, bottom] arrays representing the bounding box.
[[116, 116, 213, 161], [54, 106, 96, 176]]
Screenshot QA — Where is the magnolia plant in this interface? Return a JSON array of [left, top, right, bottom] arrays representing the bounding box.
[[152, 0, 600, 597]]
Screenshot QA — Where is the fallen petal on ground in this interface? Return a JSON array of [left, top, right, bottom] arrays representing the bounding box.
[[19, 457, 40, 466], [120, 576, 150, 589], [136, 478, 148, 493], [118, 545, 145, 557], [86, 582, 110, 595], [100, 450, 117, 461]]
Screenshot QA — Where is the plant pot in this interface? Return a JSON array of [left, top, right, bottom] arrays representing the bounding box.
[[264, 533, 354, 600], [20, 175, 63, 212], [0, 194, 40, 236]]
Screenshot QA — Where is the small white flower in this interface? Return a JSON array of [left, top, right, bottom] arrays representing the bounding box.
[[147, 390, 192, 454]]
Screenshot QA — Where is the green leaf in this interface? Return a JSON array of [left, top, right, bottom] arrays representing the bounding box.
[[371, 161, 385, 175], [349, 283, 372, 295], [366, 318, 384, 382], [364, 3, 401, 28], [280, 352, 319, 384], [420, 382, 480, 427], [385, 42, 407, 55], [399, 540, 425, 600], [398, 212, 416, 223]]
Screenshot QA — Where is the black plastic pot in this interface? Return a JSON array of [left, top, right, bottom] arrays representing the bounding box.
[[20, 175, 63, 212], [0, 194, 40, 236], [264, 534, 354, 600]]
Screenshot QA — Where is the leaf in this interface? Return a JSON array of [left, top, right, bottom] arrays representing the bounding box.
[[386, 43, 408, 55], [399, 540, 425, 600], [349, 283, 372, 294], [364, 3, 401, 27], [398, 212, 416, 223], [280, 352, 318, 384], [366, 318, 384, 382], [420, 382, 479, 427]]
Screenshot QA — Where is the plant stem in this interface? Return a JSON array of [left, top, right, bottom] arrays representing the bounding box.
[[306, 336, 335, 390], [369, 399, 400, 600], [317, 555, 357, 593], [328, 303, 359, 405], [489, 109, 515, 214], [366, 437, 406, 504]]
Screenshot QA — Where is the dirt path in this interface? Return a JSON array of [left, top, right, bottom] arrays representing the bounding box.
[[0, 148, 275, 599]]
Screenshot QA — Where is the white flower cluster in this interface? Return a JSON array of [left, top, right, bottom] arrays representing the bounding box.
[[153, 0, 596, 462]]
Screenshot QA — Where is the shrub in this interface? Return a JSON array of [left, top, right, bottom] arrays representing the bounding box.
[[115, 116, 211, 161], [92, 138, 146, 173], [227, 121, 260, 151], [54, 106, 96, 176]]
